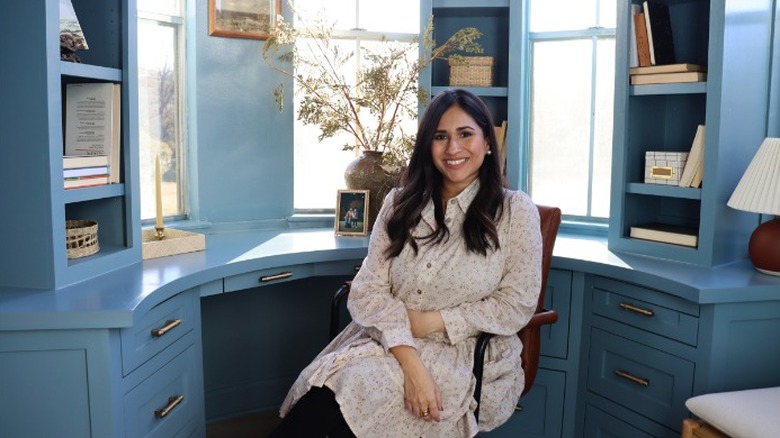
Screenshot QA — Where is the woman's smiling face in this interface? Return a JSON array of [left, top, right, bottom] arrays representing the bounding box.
[[431, 105, 490, 199]]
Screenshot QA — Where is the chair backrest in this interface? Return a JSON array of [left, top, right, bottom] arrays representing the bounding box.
[[519, 204, 561, 396], [534, 205, 562, 313]]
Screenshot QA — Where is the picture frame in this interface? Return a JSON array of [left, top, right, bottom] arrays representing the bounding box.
[[208, 0, 281, 40], [335, 190, 369, 236]]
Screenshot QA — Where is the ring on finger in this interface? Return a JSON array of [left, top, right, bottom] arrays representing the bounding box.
[[421, 409, 430, 417]]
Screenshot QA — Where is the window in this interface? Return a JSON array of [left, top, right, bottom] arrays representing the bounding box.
[[292, 0, 420, 211], [137, 0, 188, 222], [526, 0, 616, 221]]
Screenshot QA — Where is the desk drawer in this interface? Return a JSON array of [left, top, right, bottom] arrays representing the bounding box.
[[124, 344, 200, 438], [223, 264, 314, 292], [121, 292, 195, 376], [591, 277, 699, 346], [587, 328, 693, 429]]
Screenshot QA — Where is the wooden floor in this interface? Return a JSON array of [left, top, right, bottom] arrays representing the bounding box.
[[206, 411, 281, 438]]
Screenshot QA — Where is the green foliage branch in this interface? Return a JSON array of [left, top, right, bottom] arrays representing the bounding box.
[[262, 6, 482, 167]]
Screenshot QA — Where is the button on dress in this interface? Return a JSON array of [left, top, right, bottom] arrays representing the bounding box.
[[279, 180, 542, 437]]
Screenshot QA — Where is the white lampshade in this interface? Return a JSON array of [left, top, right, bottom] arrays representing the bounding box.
[[727, 137, 780, 215]]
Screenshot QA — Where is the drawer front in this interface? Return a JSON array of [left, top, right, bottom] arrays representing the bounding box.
[[480, 368, 565, 437], [223, 264, 314, 292], [121, 292, 195, 375], [313, 259, 363, 276], [591, 281, 699, 346], [124, 344, 200, 438], [583, 404, 678, 438], [587, 328, 693, 430]]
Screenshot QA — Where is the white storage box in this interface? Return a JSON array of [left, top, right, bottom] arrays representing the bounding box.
[[644, 151, 688, 185]]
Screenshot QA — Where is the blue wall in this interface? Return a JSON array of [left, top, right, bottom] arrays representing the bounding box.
[[190, 1, 294, 226]]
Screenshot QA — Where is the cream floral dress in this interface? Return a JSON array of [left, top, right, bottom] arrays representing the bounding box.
[[279, 180, 542, 437]]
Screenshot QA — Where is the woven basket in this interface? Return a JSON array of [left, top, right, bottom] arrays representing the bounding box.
[[66, 220, 99, 259], [449, 56, 494, 87]]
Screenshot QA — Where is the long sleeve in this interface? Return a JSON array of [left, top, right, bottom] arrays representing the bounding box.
[[439, 192, 542, 344], [347, 189, 417, 351]]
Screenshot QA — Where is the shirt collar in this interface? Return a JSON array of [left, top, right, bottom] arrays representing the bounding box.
[[420, 179, 481, 228]]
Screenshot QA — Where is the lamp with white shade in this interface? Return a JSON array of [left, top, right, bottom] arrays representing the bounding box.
[[727, 137, 780, 275]]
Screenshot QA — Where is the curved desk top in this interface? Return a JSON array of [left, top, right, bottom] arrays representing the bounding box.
[[1, 228, 778, 331]]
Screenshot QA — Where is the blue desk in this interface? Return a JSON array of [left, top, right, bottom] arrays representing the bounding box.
[[1, 228, 779, 437]]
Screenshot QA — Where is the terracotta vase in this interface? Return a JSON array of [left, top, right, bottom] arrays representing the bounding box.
[[344, 150, 401, 231]]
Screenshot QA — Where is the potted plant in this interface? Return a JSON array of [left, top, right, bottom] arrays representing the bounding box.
[[262, 5, 483, 227]]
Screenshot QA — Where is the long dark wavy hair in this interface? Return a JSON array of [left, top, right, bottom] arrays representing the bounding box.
[[384, 89, 505, 258]]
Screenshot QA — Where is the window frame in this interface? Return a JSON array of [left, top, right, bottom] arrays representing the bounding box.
[[520, 0, 616, 232], [137, 5, 190, 224]]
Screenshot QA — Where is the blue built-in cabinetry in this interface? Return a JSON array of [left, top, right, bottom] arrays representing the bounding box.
[[609, 0, 775, 266], [0, 0, 140, 290]]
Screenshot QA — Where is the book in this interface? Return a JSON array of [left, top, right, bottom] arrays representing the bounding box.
[[643, 1, 675, 65], [64, 174, 109, 189], [494, 120, 508, 175], [634, 10, 652, 67], [629, 5, 642, 67], [64, 82, 121, 183], [630, 71, 706, 85], [630, 63, 706, 76], [64, 166, 109, 178], [630, 223, 698, 247], [678, 124, 706, 187], [63, 154, 109, 169]]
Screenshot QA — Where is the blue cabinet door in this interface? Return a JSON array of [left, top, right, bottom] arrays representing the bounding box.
[[479, 368, 565, 438]]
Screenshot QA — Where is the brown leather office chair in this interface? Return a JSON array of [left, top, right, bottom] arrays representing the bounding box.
[[329, 204, 562, 423]]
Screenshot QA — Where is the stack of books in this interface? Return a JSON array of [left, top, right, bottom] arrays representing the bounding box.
[[630, 63, 707, 85], [63, 82, 121, 188], [629, 2, 707, 85], [64, 155, 109, 189]]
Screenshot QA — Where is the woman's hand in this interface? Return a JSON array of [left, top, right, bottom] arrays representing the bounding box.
[[407, 309, 445, 338], [389, 345, 444, 422]]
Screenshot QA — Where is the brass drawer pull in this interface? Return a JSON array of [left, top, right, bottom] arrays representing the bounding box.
[[619, 302, 655, 317], [514, 405, 523, 412], [259, 271, 293, 283], [151, 319, 182, 338], [154, 395, 184, 419], [354, 265, 361, 271], [614, 369, 650, 387]]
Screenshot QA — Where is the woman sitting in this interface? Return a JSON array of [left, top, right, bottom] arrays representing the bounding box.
[[270, 88, 542, 437]]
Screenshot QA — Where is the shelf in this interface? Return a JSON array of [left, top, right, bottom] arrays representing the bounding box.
[[60, 62, 122, 82], [630, 82, 707, 96], [433, 0, 507, 8], [431, 85, 508, 97], [64, 184, 126, 204], [625, 183, 701, 200]]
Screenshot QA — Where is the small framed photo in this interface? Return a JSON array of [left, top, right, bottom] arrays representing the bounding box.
[[335, 190, 369, 236], [208, 0, 281, 40]]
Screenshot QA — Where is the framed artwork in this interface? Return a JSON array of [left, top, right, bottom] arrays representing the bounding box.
[[208, 0, 281, 40], [335, 190, 369, 236]]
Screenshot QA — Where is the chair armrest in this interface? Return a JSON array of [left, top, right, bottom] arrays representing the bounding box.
[[472, 308, 559, 422], [330, 281, 352, 340], [524, 309, 559, 329]]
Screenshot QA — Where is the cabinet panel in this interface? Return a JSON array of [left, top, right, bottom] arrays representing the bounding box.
[[223, 263, 314, 292], [0, 349, 91, 437], [541, 269, 572, 359], [121, 292, 195, 376], [587, 328, 693, 430], [480, 368, 565, 438], [583, 403, 678, 438], [124, 344, 200, 438]]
